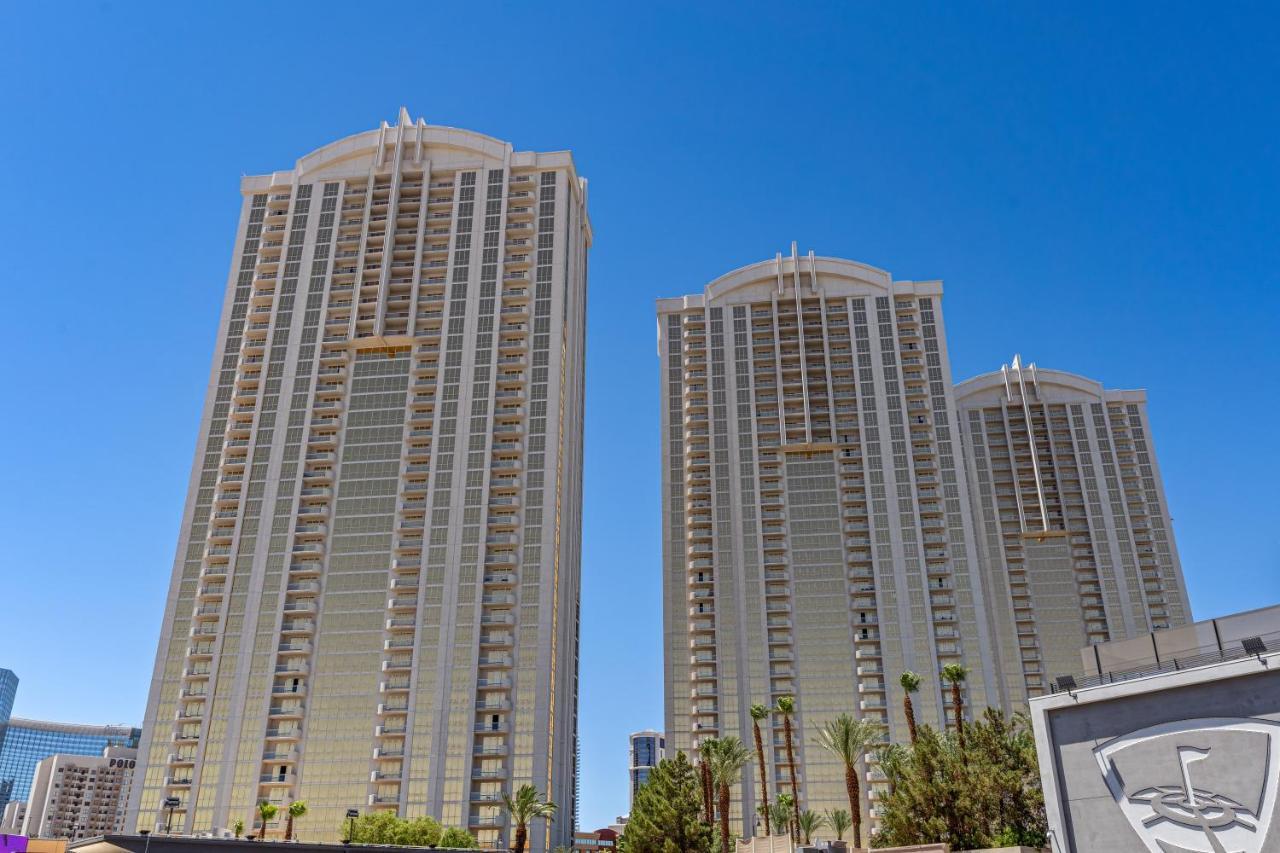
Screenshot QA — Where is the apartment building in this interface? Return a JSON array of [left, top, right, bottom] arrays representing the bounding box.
[[955, 356, 1190, 703], [128, 110, 590, 851], [0, 719, 139, 809], [1, 800, 25, 833], [22, 747, 138, 840], [658, 246, 1002, 835], [627, 731, 665, 806]]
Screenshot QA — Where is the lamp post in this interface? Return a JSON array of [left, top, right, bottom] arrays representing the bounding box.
[[163, 797, 181, 836], [344, 809, 359, 845], [140, 828, 152, 853]]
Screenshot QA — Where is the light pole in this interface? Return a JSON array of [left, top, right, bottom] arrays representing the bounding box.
[[163, 797, 181, 836], [140, 829, 152, 853], [344, 809, 359, 845]]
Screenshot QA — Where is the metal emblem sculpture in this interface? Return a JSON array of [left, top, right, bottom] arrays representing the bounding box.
[[1094, 718, 1280, 853]]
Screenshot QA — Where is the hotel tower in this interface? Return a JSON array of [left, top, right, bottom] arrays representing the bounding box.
[[658, 246, 1003, 833], [129, 110, 590, 849], [955, 356, 1189, 704]]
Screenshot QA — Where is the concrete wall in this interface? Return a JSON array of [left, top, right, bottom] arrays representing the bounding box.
[[1031, 652, 1280, 852]]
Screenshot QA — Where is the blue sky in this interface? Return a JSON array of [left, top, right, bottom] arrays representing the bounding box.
[[1, 0, 1278, 832]]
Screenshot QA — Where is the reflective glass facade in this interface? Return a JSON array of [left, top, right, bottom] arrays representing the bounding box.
[[0, 719, 140, 807], [627, 731, 664, 806], [129, 112, 589, 851]]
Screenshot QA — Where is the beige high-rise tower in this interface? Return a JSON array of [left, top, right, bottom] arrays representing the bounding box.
[[955, 356, 1190, 703], [658, 246, 1003, 834], [128, 110, 590, 849]]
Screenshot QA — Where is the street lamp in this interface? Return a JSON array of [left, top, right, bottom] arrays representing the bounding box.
[[140, 829, 152, 853], [344, 809, 360, 845], [163, 797, 182, 835]]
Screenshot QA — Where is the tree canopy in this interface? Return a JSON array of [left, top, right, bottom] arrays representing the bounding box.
[[620, 751, 713, 853], [345, 812, 450, 847], [871, 709, 1046, 849]]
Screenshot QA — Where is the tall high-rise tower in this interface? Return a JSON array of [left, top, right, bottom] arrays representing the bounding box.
[[658, 246, 1001, 835], [955, 356, 1189, 702], [129, 110, 590, 850]]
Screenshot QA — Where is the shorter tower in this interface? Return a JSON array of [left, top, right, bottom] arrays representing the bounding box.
[[659, 247, 1003, 836], [627, 731, 665, 806], [0, 719, 140, 809], [23, 747, 139, 840], [955, 356, 1190, 703]]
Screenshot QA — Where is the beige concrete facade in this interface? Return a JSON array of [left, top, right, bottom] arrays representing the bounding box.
[[658, 246, 1004, 835], [955, 357, 1189, 703], [128, 110, 590, 850], [23, 748, 137, 841]]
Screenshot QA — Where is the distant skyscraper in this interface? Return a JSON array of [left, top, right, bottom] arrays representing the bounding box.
[[0, 670, 16, 729], [128, 110, 590, 851], [627, 731, 665, 806], [954, 356, 1190, 702], [0, 719, 140, 808], [658, 246, 1002, 835], [0, 669, 16, 796]]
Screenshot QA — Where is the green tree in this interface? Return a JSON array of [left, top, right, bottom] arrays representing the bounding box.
[[748, 704, 772, 834], [256, 801, 279, 841], [898, 672, 922, 744], [795, 811, 824, 845], [705, 737, 751, 853], [773, 696, 800, 843], [398, 816, 444, 846], [348, 812, 403, 844], [621, 751, 713, 853], [823, 809, 850, 842], [501, 784, 556, 853], [439, 827, 478, 848], [814, 714, 881, 849], [941, 664, 969, 753], [769, 795, 793, 837], [232, 818, 244, 839], [871, 710, 1046, 850], [284, 801, 307, 841]]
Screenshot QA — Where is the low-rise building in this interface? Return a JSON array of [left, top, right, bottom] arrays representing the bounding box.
[[572, 828, 618, 853], [22, 748, 138, 841]]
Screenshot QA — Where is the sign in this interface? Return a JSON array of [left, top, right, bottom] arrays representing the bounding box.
[[1094, 717, 1280, 853]]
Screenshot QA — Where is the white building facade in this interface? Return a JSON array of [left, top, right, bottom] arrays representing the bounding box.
[[128, 110, 590, 850], [658, 247, 1003, 834], [23, 747, 137, 840], [955, 357, 1190, 703]]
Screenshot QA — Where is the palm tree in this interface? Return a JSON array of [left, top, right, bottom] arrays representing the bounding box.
[[898, 671, 922, 744], [941, 663, 969, 753], [284, 801, 307, 841], [749, 703, 772, 834], [823, 809, 851, 842], [697, 740, 718, 825], [256, 801, 278, 841], [814, 713, 881, 849], [706, 736, 752, 853], [795, 810, 824, 845], [232, 818, 244, 839], [500, 784, 556, 853], [771, 794, 794, 837], [874, 742, 909, 797], [773, 696, 801, 844]]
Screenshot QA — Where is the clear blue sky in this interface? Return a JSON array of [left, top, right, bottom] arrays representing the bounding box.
[[2, 0, 1278, 832]]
